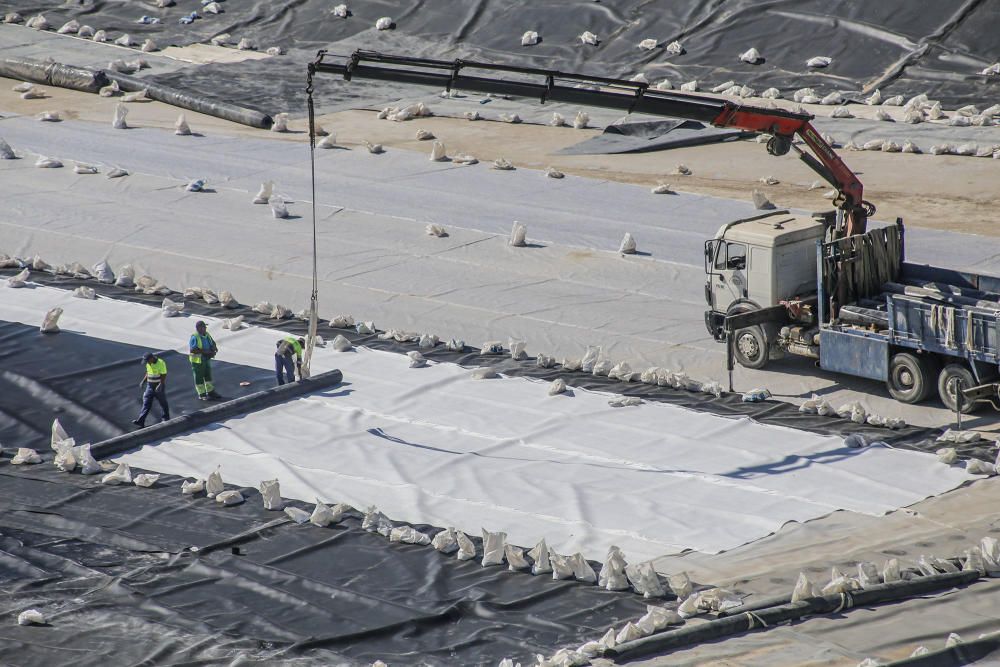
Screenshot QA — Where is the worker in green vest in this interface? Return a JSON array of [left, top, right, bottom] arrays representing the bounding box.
[[189, 320, 221, 400], [132, 351, 170, 427], [275, 335, 306, 385]]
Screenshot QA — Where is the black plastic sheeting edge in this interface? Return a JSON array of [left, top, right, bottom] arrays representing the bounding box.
[[608, 570, 982, 661], [90, 368, 343, 459], [103, 70, 274, 129], [3, 267, 990, 463], [0, 56, 109, 93], [885, 634, 1000, 666]]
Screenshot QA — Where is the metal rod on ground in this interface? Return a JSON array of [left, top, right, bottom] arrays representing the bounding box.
[[606, 570, 980, 661]]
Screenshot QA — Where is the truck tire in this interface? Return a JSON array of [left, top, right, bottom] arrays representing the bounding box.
[[733, 325, 769, 370], [937, 363, 982, 414], [887, 352, 935, 404]]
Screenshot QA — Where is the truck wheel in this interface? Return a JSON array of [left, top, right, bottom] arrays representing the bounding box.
[[733, 326, 768, 370], [938, 364, 981, 414], [887, 352, 935, 404]]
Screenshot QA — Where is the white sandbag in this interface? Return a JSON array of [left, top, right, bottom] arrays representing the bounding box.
[[471, 367, 497, 380], [857, 561, 880, 588], [493, 157, 514, 170], [107, 167, 128, 178], [598, 546, 630, 591], [452, 153, 478, 164], [332, 4, 348, 18], [408, 351, 427, 368], [181, 478, 205, 495], [12, 448, 42, 464], [40, 307, 62, 333], [616, 232, 639, 255], [626, 561, 665, 598], [593, 360, 614, 377], [967, 459, 996, 476], [938, 429, 982, 444], [122, 87, 149, 102], [330, 334, 352, 352], [7, 267, 29, 288], [17, 610, 45, 626], [431, 528, 459, 554], [528, 539, 552, 574], [429, 141, 447, 161], [521, 30, 539, 46], [535, 354, 556, 369], [806, 56, 832, 68], [481, 529, 507, 567], [739, 47, 762, 64], [615, 622, 644, 644], [667, 571, 693, 599], [260, 479, 283, 510], [73, 162, 99, 174], [791, 572, 819, 602], [53, 439, 76, 472], [508, 338, 527, 360], [0, 137, 15, 160], [141, 39, 157, 52], [425, 223, 447, 237], [110, 103, 128, 130], [171, 113, 193, 136], [637, 605, 682, 634], [499, 112, 522, 123], [573, 111, 589, 129], [101, 462, 133, 485], [216, 490, 244, 506], [837, 401, 868, 424], [680, 80, 698, 91], [456, 530, 476, 560], [464, 111, 481, 121], [271, 113, 289, 133], [282, 506, 310, 524], [237, 37, 256, 51], [205, 466, 224, 498], [674, 164, 691, 175], [161, 297, 184, 317], [388, 526, 431, 545], [269, 304, 292, 319], [570, 552, 597, 583], [821, 567, 861, 595], [509, 221, 527, 247], [134, 473, 160, 487], [551, 553, 575, 580], [630, 73, 649, 84], [270, 196, 289, 219], [550, 112, 566, 127], [375, 16, 392, 30], [415, 129, 434, 141], [579, 31, 598, 45], [35, 155, 62, 168], [548, 378, 568, 396], [72, 286, 97, 300], [316, 133, 338, 149], [114, 33, 134, 46], [95, 262, 120, 284], [505, 544, 530, 571]]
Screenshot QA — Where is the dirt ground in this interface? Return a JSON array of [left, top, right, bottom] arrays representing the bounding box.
[[3, 77, 998, 237]]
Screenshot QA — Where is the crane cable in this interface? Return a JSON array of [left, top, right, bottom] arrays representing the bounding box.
[[301, 64, 320, 379]]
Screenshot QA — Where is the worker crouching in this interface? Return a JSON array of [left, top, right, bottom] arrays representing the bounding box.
[[133, 352, 170, 427], [189, 320, 222, 400], [275, 335, 306, 385]]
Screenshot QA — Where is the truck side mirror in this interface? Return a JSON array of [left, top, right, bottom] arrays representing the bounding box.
[[704, 240, 720, 272]]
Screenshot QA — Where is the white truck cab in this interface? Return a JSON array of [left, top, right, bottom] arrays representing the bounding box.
[[704, 211, 829, 366]]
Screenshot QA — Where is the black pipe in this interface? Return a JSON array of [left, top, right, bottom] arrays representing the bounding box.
[[102, 72, 274, 129], [91, 368, 344, 459], [884, 634, 1000, 666], [608, 570, 980, 661], [0, 57, 109, 93]]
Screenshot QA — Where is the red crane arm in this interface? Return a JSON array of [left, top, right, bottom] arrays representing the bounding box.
[[311, 51, 873, 235]]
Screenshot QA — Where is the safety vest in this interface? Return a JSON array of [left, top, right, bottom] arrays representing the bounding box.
[[278, 336, 303, 360], [146, 358, 168, 383], [189, 333, 216, 364]]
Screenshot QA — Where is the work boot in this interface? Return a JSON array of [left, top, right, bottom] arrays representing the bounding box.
[[161, 414, 171, 422], [131, 418, 145, 428], [198, 394, 209, 401]]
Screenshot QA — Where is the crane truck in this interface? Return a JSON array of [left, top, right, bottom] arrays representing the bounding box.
[[312, 50, 1000, 412]]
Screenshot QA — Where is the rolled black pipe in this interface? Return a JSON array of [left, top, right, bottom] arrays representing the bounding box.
[[91, 368, 343, 459], [885, 634, 1000, 666], [102, 71, 273, 129], [1, 57, 109, 93], [609, 570, 980, 661]]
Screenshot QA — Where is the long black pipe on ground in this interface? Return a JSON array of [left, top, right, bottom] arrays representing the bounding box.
[[91, 368, 343, 459], [608, 570, 981, 661], [103, 71, 274, 129], [0, 56, 109, 92]]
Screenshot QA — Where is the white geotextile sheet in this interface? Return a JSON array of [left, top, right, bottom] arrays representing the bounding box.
[[0, 284, 970, 561], [2, 115, 1000, 429]]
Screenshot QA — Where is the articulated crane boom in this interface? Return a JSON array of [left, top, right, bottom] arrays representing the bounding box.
[[310, 50, 875, 236]]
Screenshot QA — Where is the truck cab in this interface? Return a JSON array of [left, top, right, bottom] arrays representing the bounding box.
[[704, 211, 827, 367]]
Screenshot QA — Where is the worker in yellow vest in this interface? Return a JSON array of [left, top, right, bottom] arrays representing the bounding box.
[[189, 320, 221, 400], [275, 335, 306, 385], [132, 352, 170, 427]]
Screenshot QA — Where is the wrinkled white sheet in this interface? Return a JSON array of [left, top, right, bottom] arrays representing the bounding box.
[[0, 285, 969, 560]]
